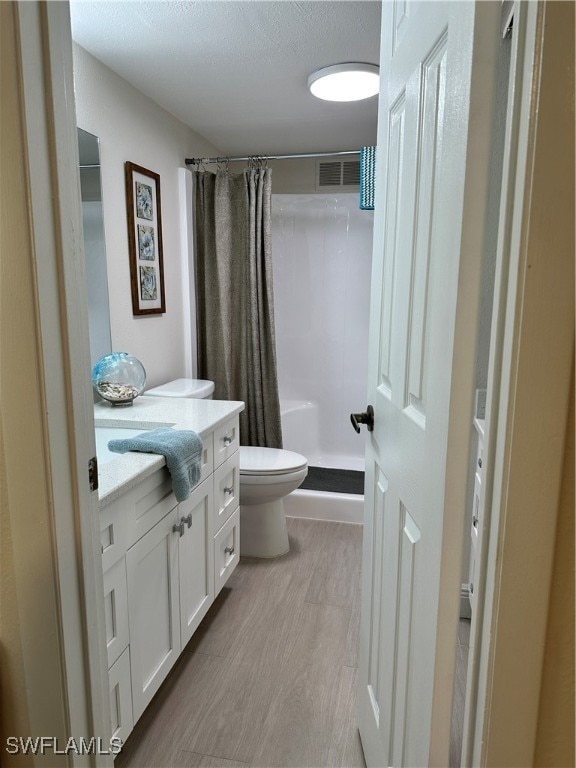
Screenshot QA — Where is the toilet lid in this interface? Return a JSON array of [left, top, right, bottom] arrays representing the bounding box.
[[145, 378, 214, 398], [240, 446, 308, 475]]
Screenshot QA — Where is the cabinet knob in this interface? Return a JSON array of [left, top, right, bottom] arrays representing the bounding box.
[[225, 546, 235, 556], [223, 435, 233, 445], [173, 520, 185, 537], [224, 486, 234, 495], [184, 513, 192, 529], [478, 457, 483, 468], [473, 515, 479, 527]]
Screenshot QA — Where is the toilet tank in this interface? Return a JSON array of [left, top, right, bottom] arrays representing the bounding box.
[[145, 378, 214, 399]]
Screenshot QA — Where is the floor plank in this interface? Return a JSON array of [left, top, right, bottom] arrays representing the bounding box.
[[115, 653, 225, 768], [450, 623, 471, 767], [177, 751, 248, 767], [251, 602, 360, 767]]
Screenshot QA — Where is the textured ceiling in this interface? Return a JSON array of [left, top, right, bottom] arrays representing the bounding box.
[[70, 1, 381, 156]]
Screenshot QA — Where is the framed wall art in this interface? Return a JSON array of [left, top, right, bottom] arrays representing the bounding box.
[[124, 161, 166, 315]]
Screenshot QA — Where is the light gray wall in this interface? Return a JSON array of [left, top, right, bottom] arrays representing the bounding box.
[[73, 43, 220, 388], [229, 157, 359, 195]]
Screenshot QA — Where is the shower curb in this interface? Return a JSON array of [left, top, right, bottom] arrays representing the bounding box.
[[285, 488, 364, 525]]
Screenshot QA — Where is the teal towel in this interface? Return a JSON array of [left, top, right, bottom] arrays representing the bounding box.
[[108, 428, 203, 502]]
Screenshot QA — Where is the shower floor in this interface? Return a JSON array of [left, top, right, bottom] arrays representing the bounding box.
[[301, 466, 364, 495]]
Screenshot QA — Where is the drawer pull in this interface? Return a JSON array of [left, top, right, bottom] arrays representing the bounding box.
[[224, 486, 234, 495], [223, 435, 234, 445], [173, 520, 185, 537], [225, 546, 235, 556], [184, 513, 192, 529]]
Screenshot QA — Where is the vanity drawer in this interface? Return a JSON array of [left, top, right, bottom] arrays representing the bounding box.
[[198, 433, 214, 485], [103, 558, 129, 669], [100, 499, 127, 571], [213, 416, 240, 468], [108, 646, 133, 747], [125, 468, 178, 547], [214, 507, 240, 597], [213, 452, 240, 530]]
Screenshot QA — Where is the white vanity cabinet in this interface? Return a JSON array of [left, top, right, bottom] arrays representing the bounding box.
[[98, 407, 241, 744]]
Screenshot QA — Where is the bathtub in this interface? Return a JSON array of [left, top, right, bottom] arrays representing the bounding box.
[[280, 399, 364, 525]]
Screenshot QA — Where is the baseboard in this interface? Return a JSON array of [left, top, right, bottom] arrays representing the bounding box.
[[460, 584, 472, 619], [285, 488, 364, 525]]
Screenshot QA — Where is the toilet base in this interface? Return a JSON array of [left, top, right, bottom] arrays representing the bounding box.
[[239, 499, 290, 558]]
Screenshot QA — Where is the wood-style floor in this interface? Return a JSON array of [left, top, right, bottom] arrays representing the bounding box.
[[117, 517, 366, 768], [117, 516, 470, 768]]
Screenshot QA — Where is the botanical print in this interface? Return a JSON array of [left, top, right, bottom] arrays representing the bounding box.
[[138, 225, 155, 260], [140, 265, 157, 300], [136, 181, 153, 220]]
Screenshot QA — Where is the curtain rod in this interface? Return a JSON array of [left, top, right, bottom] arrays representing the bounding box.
[[185, 149, 360, 165]]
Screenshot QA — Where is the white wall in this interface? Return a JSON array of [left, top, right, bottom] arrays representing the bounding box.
[[73, 44, 220, 388], [272, 194, 373, 468]]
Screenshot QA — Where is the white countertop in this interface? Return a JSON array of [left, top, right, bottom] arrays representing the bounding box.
[[95, 396, 244, 506]]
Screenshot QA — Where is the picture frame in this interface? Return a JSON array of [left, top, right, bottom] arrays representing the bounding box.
[[124, 161, 166, 315]]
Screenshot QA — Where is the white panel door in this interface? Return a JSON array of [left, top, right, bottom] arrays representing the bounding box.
[[358, 2, 499, 765], [126, 507, 181, 721]]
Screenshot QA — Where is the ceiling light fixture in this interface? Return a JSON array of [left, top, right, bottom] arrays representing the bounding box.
[[307, 63, 380, 102]]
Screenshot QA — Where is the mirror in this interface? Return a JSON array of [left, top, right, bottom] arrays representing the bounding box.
[[77, 127, 112, 366]]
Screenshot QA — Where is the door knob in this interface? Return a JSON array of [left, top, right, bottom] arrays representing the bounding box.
[[350, 405, 374, 433]]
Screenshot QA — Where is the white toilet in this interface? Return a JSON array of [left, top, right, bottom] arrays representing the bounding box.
[[239, 446, 308, 558], [145, 378, 308, 558]]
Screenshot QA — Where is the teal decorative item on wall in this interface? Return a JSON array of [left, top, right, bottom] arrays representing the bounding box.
[[360, 146, 376, 210]]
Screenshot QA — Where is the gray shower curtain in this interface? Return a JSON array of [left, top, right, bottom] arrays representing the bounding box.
[[193, 168, 282, 448]]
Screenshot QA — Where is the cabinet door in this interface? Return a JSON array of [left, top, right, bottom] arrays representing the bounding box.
[[178, 478, 214, 648], [126, 507, 181, 721]]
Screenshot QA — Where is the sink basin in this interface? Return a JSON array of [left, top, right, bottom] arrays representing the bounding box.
[[94, 426, 150, 465]]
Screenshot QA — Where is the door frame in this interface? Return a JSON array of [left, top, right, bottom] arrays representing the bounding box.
[[463, 1, 574, 764], [8, 0, 571, 765], [8, 1, 111, 764]]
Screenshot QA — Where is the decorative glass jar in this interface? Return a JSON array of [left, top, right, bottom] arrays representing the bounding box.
[[92, 352, 146, 406]]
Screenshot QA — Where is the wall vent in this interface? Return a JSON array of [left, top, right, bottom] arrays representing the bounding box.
[[316, 159, 360, 191]]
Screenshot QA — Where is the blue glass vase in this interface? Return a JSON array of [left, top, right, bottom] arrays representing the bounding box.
[[92, 353, 146, 406]]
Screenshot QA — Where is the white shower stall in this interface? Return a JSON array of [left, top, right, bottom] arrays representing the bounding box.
[[272, 193, 373, 475]]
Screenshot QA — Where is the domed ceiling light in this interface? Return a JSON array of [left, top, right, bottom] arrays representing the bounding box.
[[307, 63, 380, 102]]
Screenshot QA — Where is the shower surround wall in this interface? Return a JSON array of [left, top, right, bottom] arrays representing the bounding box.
[[272, 194, 373, 472]]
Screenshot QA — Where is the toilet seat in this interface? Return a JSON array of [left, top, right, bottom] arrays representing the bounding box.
[[240, 446, 307, 476]]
